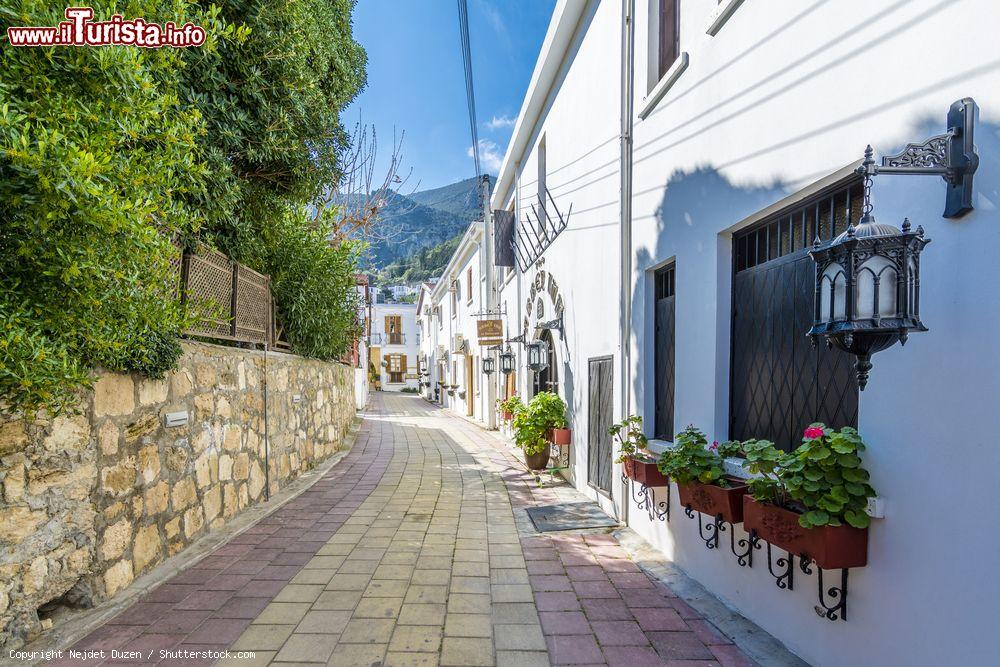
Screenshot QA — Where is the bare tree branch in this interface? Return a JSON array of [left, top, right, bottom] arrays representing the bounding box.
[[318, 119, 419, 246]]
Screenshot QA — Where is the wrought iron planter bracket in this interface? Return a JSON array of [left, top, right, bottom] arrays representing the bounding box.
[[744, 531, 851, 622], [684, 507, 725, 550], [864, 97, 978, 218], [621, 473, 669, 522]]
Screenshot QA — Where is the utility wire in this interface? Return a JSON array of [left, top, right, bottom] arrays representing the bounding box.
[[457, 0, 481, 179]]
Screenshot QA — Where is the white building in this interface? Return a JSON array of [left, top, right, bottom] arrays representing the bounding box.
[[416, 225, 500, 424], [387, 284, 419, 300], [370, 302, 420, 392], [429, 1, 1000, 665]]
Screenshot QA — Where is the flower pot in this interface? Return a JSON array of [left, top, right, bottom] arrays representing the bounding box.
[[501, 410, 513, 421], [548, 428, 572, 445], [742, 496, 868, 569], [677, 478, 748, 524], [524, 443, 552, 470], [623, 456, 668, 487]]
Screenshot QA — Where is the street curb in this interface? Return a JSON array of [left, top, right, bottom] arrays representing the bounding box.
[[23, 414, 365, 660]]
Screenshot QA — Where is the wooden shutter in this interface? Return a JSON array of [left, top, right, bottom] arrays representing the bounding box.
[[400, 355, 407, 373], [659, 0, 679, 79]]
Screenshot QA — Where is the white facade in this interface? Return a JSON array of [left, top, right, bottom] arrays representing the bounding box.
[[429, 1, 1000, 665], [370, 302, 420, 392], [416, 224, 500, 424]]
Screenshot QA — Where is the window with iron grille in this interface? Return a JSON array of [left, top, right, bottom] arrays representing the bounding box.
[[730, 180, 861, 450], [658, 0, 679, 79]]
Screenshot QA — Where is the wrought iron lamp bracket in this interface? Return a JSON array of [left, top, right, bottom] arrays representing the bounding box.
[[536, 317, 564, 336], [621, 473, 670, 522], [862, 97, 978, 218], [506, 333, 526, 346]]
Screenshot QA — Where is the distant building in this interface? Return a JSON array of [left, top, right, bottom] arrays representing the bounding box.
[[370, 302, 420, 392]]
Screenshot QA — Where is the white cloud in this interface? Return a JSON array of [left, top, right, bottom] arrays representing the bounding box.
[[468, 139, 504, 174], [485, 114, 516, 131]]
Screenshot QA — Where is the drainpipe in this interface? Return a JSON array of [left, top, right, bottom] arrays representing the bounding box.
[[482, 175, 497, 429], [619, 0, 636, 525]]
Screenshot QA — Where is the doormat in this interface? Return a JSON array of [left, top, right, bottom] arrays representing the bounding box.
[[526, 502, 619, 532]]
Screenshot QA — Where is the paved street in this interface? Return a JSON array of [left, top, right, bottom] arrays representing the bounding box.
[[64, 394, 753, 666]]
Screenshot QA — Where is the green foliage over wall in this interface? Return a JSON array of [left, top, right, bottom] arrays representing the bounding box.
[[0, 0, 366, 415]]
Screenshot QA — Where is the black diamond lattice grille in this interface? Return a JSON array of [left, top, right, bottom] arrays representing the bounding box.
[[731, 183, 860, 451]]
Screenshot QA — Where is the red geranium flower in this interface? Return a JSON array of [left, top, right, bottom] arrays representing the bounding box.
[[803, 426, 825, 440]]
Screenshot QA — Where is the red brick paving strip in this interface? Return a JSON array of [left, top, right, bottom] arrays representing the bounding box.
[[479, 426, 754, 667], [59, 411, 393, 666]]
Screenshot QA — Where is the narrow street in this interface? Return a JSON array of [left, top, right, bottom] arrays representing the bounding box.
[[64, 394, 752, 666]]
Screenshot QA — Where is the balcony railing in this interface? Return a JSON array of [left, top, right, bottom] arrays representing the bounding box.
[[371, 332, 406, 345]]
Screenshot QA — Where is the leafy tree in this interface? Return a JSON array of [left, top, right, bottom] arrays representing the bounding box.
[[0, 1, 236, 415], [0, 0, 367, 415]]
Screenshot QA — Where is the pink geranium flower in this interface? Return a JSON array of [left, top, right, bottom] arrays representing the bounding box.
[[803, 426, 825, 440]]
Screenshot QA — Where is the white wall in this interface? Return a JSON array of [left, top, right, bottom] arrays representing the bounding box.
[[487, 1, 1000, 665], [622, 1, 1000, 666], [492, 0, 624, 518]]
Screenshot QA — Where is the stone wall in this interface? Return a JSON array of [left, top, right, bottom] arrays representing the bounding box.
[[0, 341, 354, 649]]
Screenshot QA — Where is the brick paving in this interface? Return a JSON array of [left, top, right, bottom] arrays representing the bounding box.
[[61, 393, 754, 666]]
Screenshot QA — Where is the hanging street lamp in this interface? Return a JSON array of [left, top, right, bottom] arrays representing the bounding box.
[[499, 346, 516, 375], [483, 356, 496, 375], [526, 339, 550, 373], [808, 147, 931, 390]]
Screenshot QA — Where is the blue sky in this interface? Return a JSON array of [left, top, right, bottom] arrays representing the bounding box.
[[344, 0, 556, 191]]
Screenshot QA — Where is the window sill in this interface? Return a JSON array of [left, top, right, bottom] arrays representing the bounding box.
[[638, 52, 688, 120], [706, 0, 744, 36]]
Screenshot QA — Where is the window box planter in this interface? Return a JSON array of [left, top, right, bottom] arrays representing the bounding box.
[[743, 496, 868, 569], [623, 455, 668, 487], [524, 443, 551, 470], [547, 428, 572, 445], [677, 477, 749, 524]]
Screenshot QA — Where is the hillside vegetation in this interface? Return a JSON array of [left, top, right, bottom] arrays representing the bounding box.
[[367, 176, 491, 284]]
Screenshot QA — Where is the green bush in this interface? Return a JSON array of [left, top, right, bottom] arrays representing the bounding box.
[[0, 1, 366, 415], [0, 1, 237, 416], [512, 392, 566, 456], [238, 206, 361, 360]]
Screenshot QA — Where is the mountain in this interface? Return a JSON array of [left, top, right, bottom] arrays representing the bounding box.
[[363, 176, 492, 284]]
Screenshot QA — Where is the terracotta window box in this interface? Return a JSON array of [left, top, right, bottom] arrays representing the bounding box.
[[742, 496, 868, 569], [547, 428, 572, 445], [623, 455, 668, 487], [677, 477, 748, 524]]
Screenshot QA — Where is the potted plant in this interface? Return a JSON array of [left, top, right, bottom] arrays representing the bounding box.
[[657, 426, 748, 524], [612, 415, 667, 486], [497, 395, 523, 422], [512, 391, 567, 470], [741, 424, 875, 569], [532, 391, 570, 446]]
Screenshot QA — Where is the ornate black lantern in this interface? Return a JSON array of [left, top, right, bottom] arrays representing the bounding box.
[[808, 149, 930, 390], [499, 347, 516, 375], [483, 357, 496, 375], [526, 339, 549, 373]]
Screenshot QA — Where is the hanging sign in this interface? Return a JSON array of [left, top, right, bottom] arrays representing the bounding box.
[[477, 319, 504, 346]]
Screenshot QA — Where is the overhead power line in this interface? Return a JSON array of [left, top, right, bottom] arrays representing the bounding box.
[[456, 0, 481, 179]]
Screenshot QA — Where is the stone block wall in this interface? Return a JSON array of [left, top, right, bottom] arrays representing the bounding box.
[[0, 341, 354, 649]]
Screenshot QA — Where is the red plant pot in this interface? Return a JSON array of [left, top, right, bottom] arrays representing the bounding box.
[[623, 456, 668, 487], [677, 478, 749, 524], [742, 496, 868, 569], [548, 428, 572, 445], [501, 410, 513, 421]]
